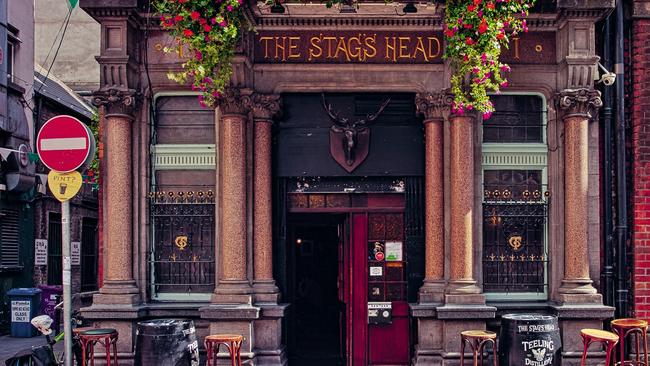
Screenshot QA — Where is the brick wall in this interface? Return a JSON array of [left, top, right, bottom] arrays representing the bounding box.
[[632, 18, 650, 320]]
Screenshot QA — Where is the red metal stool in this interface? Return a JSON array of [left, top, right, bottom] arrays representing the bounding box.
[[205, 334, 244, 366], [611, 318, 649, 366], [580, 328, 619, 366], [77, 328, 119, 366], [460, 330, 498, 366]]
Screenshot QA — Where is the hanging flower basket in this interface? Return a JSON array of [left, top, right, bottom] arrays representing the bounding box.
[[155, 0, 534, 116], [443, 0, 535, 119]]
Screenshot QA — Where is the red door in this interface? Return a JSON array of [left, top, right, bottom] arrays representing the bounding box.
[[348, 210, 410, 365]]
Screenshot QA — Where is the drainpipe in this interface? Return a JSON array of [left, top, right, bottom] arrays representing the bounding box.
[[614, 0, 628, 319], [601, 12, 615, 310]]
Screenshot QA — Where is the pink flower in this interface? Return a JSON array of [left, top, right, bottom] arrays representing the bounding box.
[[481, 53, 487, 63], [473, 67, 481, 74], [500, 81, 509, 87], [219, 20, 228, 27], [204, 24, 212, 32], [478, 10, 483, 17], [195, 50, 203, 60], [211, 17, 217, 24], [190, 11, 200, 20], [227, 5, 234, 11], [500, 65, 511, 72], [483, 112, 492, 120]]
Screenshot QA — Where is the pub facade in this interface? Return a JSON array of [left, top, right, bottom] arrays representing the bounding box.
[[80, 0, 615, 364]]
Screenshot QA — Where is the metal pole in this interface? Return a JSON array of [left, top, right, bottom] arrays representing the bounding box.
[[614, 0, 628, 319], [62, 200, 72, 366]]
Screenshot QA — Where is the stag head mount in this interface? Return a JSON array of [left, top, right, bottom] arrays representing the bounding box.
[[322, 94, 391, 172]]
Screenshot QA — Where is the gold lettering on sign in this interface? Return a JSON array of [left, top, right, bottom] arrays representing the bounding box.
[[348, 36, 361, 60], [398, 37, 411, 59], [288, 36, 301, 59], [365, 34, 377, 59], [309, 36, 323, 61], [275, 36, 287, 61], [335, 37, 351, 61], [508, 235, 523, 251], [512, 37, 520, 60], [324, 36, 337, 59], [413, 37, 428, 62], [175, 235, 189, 250], [385, 37, 397, 62], [428, 37, 441, 59], [259, 36, 273, 59]]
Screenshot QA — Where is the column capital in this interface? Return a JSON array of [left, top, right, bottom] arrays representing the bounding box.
[[218, 87, 252, 116], [92, 88, 140, 120], [251, 93, 282, 121], [557, 88, 603, 121], [416, 91, 454, 122]]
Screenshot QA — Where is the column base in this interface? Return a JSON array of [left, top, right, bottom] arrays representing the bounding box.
[[558, 278, 599, 303], [418, 280, 446, 304], [93, 280, 141, 305], [253, 280, 280, 303], [253, 304, 289, 366], [212, 280, 253, 304], [200, 304, 260, 365], [446, 279, 481, 295]]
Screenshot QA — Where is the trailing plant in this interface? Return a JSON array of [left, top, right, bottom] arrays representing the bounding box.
[[443, 0, 534, 119], [154, 0, 246, 107]]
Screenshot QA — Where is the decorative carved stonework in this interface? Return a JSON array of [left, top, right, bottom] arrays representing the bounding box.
[[218, 88, 252, 116], [416, 92, 454, 121], [92, 88, 140, 118], [251, 93, 282, 121], [557, 88, 603, 120]]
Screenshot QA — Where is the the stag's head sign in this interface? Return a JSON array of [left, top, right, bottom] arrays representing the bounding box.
[[322, 94, 390, 173]]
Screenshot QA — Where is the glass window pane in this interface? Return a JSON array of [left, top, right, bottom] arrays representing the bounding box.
[[483, 95, 544, 143]]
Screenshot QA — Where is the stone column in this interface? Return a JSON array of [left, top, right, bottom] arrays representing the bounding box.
[[251, 93, 281, 303], [213, 88, 252, 304], [91, 89, 140, 305], [416, 92, 452, 303], [447, 113, 482, 299], [557, 88, 602, 300]]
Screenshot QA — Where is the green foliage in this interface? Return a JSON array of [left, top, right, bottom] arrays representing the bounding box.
[[87, 112, 100, 184], [443, 0, 534, 119]]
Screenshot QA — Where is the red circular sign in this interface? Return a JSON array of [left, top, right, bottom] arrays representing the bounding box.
[[36, 115, 92, 173], [375, 252, 385, 261]]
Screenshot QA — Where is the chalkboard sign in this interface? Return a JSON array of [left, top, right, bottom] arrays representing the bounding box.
[[498, 314, 561, 366]]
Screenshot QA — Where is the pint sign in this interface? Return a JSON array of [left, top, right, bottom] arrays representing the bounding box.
[[47, 171, 83, 202]]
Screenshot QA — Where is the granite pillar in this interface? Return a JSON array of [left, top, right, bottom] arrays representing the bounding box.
[[251, 94, 281, 303], [91, 90, 140, 305], [213, 88, 253, 304], [557, 88, 602, 301], [416, 92, 451, 304], [447, 113, 482, 299]]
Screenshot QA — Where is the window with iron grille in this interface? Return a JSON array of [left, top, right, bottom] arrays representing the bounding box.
[[149, 94, 216, 301], [0, 209, 20, 270], [48, 213, 62, 285], [482, 94, 549, 300], [81, 218, 98, 292]]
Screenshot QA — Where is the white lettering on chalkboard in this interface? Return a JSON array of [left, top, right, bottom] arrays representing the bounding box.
[[11, 301, 30, 322], [35, 239, 48, 266], [522, 339, 555, 366]]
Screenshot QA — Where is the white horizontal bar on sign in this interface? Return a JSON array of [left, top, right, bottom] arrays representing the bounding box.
[[40, 138, 87, 151]]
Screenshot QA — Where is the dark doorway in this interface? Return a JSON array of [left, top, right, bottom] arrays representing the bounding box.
[[287, 214, 345, 366]]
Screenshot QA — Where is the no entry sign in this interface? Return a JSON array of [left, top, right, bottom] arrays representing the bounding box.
[[36, 115, 93, 173]]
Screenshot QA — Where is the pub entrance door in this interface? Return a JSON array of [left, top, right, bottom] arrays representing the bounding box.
[[286, 195, 410, 366]]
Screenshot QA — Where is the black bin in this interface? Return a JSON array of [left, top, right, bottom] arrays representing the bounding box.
[[498, 314, 561, 366], [134, 319, 199, 366]]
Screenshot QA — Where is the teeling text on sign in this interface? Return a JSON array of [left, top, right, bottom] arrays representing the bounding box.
[[252, 31, 556, 64]]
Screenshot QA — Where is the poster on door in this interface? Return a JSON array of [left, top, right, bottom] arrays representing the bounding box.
[[385, 241, 403, 261]]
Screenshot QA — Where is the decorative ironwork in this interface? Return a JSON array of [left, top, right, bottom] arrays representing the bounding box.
[[288, 176, 406, 194], [482, 169, 549, 293], [149, 191, 215, 294]]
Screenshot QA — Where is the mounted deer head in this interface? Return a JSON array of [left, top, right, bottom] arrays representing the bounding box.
[[322, 94, 390, 167]]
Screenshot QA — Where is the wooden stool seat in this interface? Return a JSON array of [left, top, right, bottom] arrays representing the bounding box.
[[580, 328, 619, 366], [460, 330, 498, 366], [611, 318, 649, 366], [205, 334, 244, 366], [77, 328, 118, 366]]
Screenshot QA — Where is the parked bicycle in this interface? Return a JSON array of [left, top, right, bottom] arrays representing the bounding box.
[[4, 301, 84, 366]]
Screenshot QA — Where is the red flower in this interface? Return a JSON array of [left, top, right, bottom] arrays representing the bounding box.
[[473, 0, 482, 5], [174, 15, 184, 22], [183, 29, 194, 37], [463, 23, 473, 29], [467, 4, 476, 11], [466, 37, 475, 45], [486, 2, 495, 9], [190, 11, 200, 20], [445, 29, 455, 37], [178, 0, 188, 3], [497, 33, 505, 40], [478, 19, 488, 34], [203, 24, 212, 32]]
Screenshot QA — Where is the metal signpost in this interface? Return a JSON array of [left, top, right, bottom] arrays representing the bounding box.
[[37, 116, 95, 366]]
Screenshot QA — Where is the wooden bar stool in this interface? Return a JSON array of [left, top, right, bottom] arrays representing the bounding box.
[[77, 328, 119, 366], [460, 330, 498, 366], [580, 328, 619, 366], [205, 334, 244, 366], [611, 318, 649, 366]]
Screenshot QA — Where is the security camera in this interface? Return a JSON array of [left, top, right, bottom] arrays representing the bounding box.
[[597, 62, 616, 86]]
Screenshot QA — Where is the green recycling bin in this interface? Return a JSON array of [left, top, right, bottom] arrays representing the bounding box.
[[7, 288, 42, 337]]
